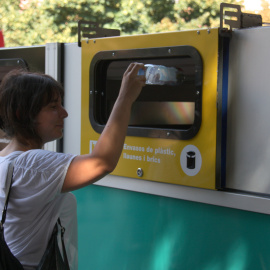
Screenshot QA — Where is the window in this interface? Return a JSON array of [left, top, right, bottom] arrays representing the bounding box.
[[89, 46, 203, 140], [0, 58, 28, 83]]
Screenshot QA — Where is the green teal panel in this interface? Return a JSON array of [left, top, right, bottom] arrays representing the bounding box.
[[73, 185, 270, 270]]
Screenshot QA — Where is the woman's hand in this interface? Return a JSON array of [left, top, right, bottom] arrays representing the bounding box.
[[118, 62, 146, 105]]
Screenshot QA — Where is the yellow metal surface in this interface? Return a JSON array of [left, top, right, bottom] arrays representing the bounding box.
[[81, 29, 219, 190]]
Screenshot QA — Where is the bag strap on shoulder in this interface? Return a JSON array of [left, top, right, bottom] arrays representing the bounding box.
[[57, 218, 70, 270], [1, 160, 16, 229]]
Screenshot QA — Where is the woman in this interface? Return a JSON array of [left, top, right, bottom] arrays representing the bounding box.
[[0, 62, 146, 269]]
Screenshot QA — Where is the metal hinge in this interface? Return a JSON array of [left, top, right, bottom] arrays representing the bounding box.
[[220, 3, 263, 36], [78, 20, 120, 47]]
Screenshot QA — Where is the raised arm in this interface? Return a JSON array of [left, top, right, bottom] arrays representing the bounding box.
[[62, 63, 146, 192]]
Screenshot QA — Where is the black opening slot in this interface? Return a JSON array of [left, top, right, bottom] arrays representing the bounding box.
[[89, 46, 203, 140]]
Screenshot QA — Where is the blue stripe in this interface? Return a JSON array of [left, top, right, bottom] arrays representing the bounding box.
[[221, 38, 230, 187]]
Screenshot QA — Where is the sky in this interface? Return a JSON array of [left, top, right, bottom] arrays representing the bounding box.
[[244, 0, 262, 10], [243, 0, 269, 10]]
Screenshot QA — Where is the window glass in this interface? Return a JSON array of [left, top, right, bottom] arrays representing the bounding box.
[[90, 46, 202, 140]]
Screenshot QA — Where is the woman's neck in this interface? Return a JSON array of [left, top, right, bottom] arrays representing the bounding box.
[[0, 137, 42, 156]]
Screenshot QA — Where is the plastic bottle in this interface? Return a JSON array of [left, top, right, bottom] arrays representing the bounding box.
[[138, 64, 180, 85]]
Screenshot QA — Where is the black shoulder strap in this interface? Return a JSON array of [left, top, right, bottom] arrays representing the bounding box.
[[1, 160, 16, 229], [57, 218, 70, 270]]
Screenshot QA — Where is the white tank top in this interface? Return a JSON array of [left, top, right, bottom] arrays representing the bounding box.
[[0, 150, 77, 270]]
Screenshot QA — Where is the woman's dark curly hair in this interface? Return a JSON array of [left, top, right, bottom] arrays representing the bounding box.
[[0, 69, 64, 144]]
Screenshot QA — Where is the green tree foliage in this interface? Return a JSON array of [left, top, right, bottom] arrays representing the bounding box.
[[0, 0, 242, 47]]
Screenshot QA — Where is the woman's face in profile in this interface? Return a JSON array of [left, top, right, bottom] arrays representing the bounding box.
[[34, 96, 68, 144]]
